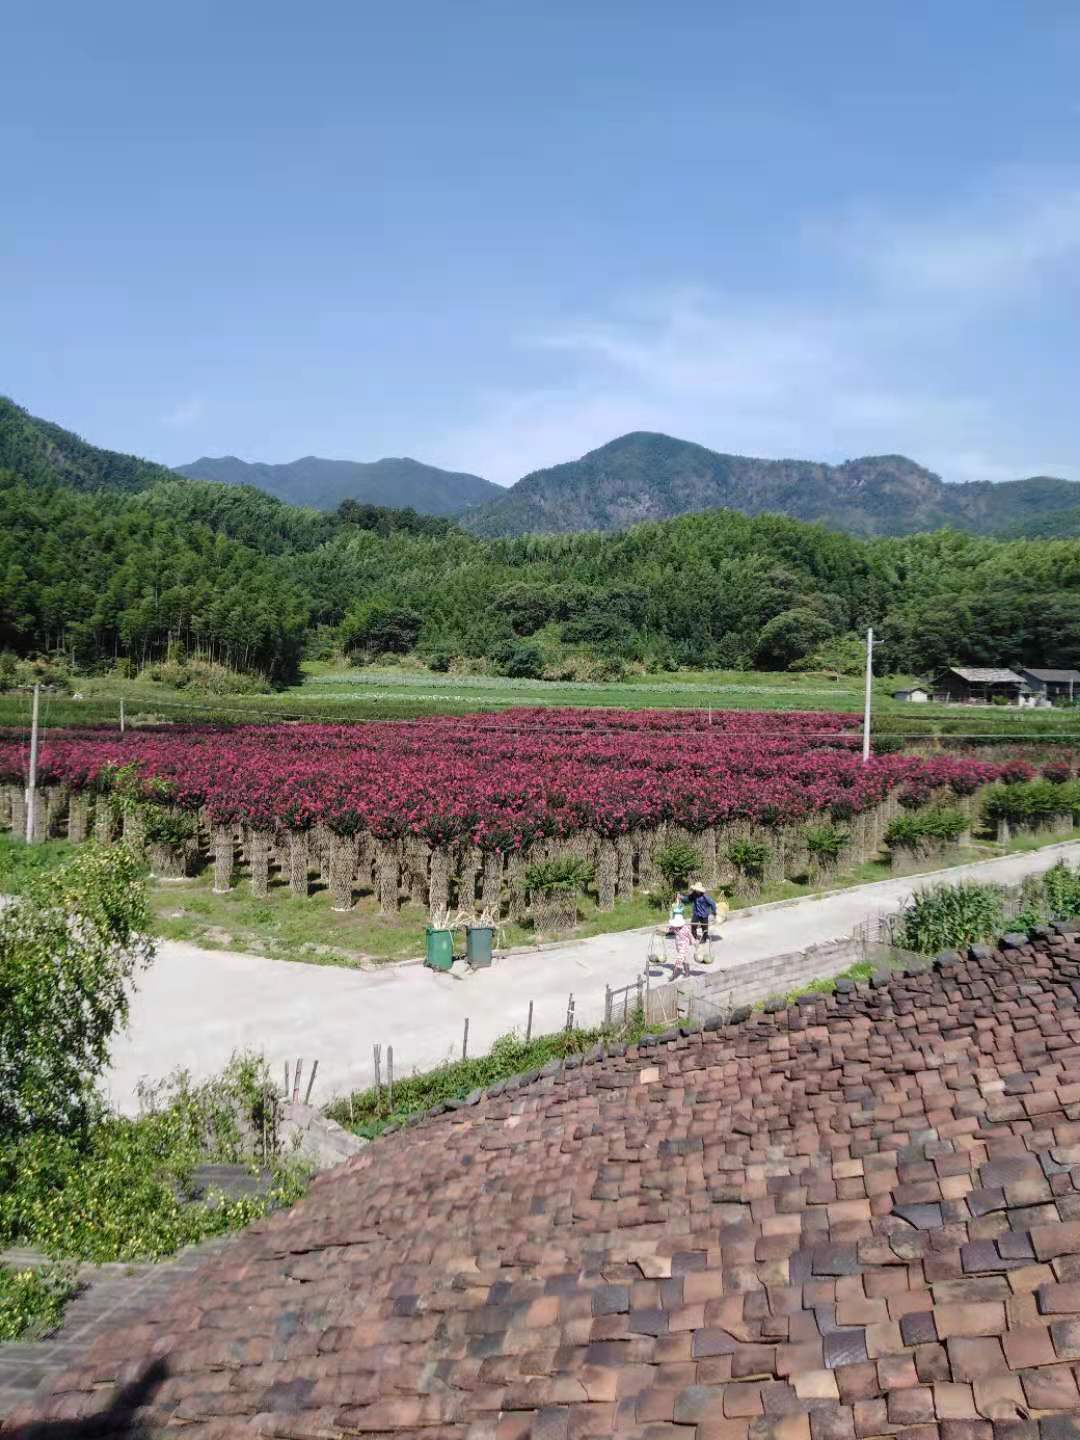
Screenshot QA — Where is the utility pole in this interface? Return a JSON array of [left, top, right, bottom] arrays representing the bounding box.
[[861, 628, 874, 764], [25, 684, 40, 843]]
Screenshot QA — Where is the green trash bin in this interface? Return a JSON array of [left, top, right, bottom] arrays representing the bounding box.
[[425, 926, 454, 971], [465, 925, 494, 968]]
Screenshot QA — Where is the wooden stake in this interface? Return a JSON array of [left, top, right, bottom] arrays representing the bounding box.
[[462, 1017, 469, 1061], [526, 1000, 533, 1043], [304, 1059, 319, 1106], [292, 1058, 303, 1103], [387, 1046, 394, 1110], [373, 1044, 382, 1115]]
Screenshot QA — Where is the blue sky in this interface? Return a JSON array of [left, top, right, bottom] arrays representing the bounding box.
[[2, 1, 1079, 486]]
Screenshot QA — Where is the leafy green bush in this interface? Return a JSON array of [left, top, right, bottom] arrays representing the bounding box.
[[0, 1057, 306, 1263], [805, 825, 849, 861], [0, 844, 154, 1137], [656, 839, 702, 891], [140, 802, 198, 849], [983, 779, 1073, 827], [524, 857, 593, 895], [727, 839, 771, 878], [885, 807, 966, 851], [898, 881, 1006, 954], [0, 1263, 78, 1341], [1043, 860, 1080, 918], [0, 835, 75, 894], [503, 641, 545, 680]]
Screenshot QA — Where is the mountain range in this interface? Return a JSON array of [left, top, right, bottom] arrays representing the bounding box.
[[175, 453, 501, 515], [4, 393, 1080, 539], [459, 432, 1080, 539]]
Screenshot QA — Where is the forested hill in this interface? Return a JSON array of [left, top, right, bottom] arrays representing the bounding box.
[[0, 395, 179, 494], [461, 431, 1080, 539], [6, 458, 1080, 684], [8, 393, 1080, 540], [176, 454, 503, 515]]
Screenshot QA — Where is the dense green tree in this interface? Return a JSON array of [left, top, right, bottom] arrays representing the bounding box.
[[7, 458, 1080, 683], [339, 599, 423, 656]]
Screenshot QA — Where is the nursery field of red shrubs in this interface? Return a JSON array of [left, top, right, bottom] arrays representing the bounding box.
[[0, 708, 1006, 847], [0, 709, 1043, 920]]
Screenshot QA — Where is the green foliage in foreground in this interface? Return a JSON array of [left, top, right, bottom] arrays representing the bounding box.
[[0, 1262, 78, 1341], [0, 1057, 308, 1264], [524, 857, 594, 896], [983, 779, 1080, 826], [885, 807, 967, 850], [327, 1020, 654, 1140], [898, 880, 1007, 954], [0, 844, 154, 1137], [804, 824, 849, 860], [656, 840, 702, 892], [897, 859, 1080, 954]]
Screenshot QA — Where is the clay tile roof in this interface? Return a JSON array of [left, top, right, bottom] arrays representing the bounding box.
[[1022, 668, 1080, 683], [948, 666, 1026, 684], [11, 930, 1080, 1439]]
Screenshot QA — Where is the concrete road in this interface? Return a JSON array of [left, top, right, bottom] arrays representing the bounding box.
[[103, 840, 1080, 1113]]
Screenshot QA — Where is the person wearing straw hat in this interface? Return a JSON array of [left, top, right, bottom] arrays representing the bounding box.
[[681, 880, 723, 956]]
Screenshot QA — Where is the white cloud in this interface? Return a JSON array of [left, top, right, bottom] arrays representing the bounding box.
[[438, 173, 1080, 486], [833, 179, 1080, 296], [161, 394, 205, 429]]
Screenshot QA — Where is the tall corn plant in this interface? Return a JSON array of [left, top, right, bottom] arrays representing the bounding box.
[[898, 881, 1005, 955]]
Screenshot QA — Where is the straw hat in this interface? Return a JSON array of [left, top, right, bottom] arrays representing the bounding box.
[[688, 880, 705, 893]]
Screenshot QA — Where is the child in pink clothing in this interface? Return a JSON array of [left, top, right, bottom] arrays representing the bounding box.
[[671, 913, 693, 976]]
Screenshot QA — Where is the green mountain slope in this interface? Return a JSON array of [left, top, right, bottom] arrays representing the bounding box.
[[0, 396, 179, 494], [176, 454, 504, 515], [460, 431, 1080, 538]]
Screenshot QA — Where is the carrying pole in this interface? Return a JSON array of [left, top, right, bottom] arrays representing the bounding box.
[[861, 628, 874, 764], [25, 684, 40, 844]]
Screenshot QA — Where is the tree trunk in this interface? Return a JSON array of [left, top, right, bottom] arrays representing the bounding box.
[[288, 830, 309, 897], [997, 818, 1011, 845], [94, 798, 116, 845], [615, 833, 634, 899], [480, 850, 503, 917], [507, 851, 529, 922], [249, 828, 271, 898], [6, 784, 25, 839], [149, 841, 195, 879], [428, 845, 451, 919], [44, 786, 69, 839], [637, 826, 663, 891], [596, 839, 617, 912], [212, 823, 235, 893], [122, 807, 146, 850], [313, 822, 331, 886], [329, 831, 355, 912], [404, 838, 431, 906], [699, 827, 719, 887], [68, 791, 92, 843], [355, 831, 374, 894], [376, 840, 401, 917], [457, 846, 481, 911]]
